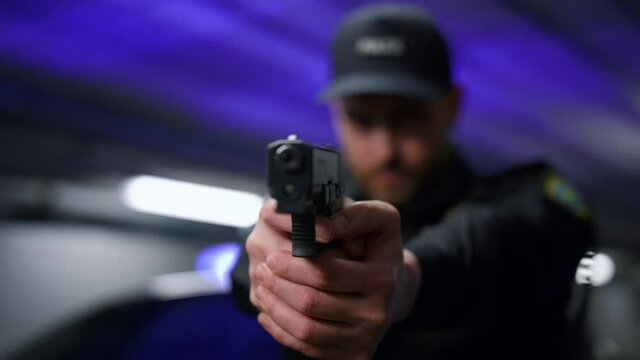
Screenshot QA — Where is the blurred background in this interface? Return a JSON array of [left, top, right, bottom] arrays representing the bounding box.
[[0, 0, 639, 359]]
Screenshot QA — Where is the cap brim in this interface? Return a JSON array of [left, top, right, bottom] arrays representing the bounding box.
[[318, 71, 446, 101]]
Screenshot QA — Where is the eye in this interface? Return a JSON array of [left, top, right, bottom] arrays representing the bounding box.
[[392, 103, 425, 122], [346, 110, 374, 130], [390, 106, 427, 133]]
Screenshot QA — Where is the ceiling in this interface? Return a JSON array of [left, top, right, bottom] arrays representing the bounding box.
[[0, 0, 639, 248]]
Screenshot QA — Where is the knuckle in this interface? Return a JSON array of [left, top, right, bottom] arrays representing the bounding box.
[[300, 288, 319, 315], [367, 264, 393, 289], [312, 268, 331, 288], [296, 320, 315, 342], [260, 267, 273, 288], [366, 308, 389, 325], [272, 254, 287, 276], [387, 205, 401, 223], [315, 216, 334, 242], [359, 202, 375, 219], [259, 205, 280, 229], [379, 201, 401, 222], [258, 202, 271, 222], [245, 234, 259, 256]]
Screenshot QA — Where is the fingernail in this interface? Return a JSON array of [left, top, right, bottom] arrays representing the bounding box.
[[255, 285, 264, 299], [255, 263, 266, 282], [266, 254, 276, 270]]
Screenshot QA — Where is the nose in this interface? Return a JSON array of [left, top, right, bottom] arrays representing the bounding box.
[[370, 126, 396, 164]]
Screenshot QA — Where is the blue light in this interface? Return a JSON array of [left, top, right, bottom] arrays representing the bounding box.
[[195, 242, 242, 292]]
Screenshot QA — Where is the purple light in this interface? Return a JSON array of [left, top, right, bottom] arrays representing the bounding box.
[[195, 242, 242, 292], [1, 0, 639, 247]]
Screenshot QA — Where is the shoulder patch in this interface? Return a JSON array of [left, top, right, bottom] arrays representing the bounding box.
[[544, 173, 590, 220]]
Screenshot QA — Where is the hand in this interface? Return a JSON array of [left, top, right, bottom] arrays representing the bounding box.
[[247, 200, 422, 359], [245, 198, 342, 313]]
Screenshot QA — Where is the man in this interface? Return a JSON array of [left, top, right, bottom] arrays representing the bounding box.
[[232, 4, 592, 359]]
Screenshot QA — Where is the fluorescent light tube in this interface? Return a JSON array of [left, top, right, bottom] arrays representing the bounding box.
[[122, 175, 263, 227]]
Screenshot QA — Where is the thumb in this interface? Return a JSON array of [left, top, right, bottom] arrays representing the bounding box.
[[341, 237, 365, 260], [330, 200, 402, 260], [331, 200, 400, 239]]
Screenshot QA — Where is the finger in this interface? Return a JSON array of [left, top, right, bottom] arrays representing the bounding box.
[[321, 196, 363, 259], [342, 196, 355, 207], [247, 226, 291, 298], [250, 285, 263, 312], [257, 313, 339, 359], [330, 200, 400, 239], [330, 200, 401, 260], [246, 226, 292, 263], [256, 262, 364, 323], [266, 250, 369, 293], [258, 198, 290, 232], [340, 237, 365, 260], [260, 198, 335, 243], [255, 285, 351, 346]]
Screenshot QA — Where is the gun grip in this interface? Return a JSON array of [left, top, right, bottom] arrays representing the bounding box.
[[291, 213, 326, 257]]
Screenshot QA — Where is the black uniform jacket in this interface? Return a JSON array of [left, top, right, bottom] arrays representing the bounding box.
[[231, 154, 593, 359]]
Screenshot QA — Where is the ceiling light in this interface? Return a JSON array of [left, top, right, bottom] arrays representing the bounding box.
[[122, 175, 263, 227]]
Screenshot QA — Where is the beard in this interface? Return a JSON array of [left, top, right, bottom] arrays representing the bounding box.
[[355, 157, 427, 207]]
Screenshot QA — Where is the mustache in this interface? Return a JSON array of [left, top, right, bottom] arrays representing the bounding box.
[[368, 158, 415, 177]]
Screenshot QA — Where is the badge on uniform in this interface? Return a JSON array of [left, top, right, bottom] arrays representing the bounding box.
[[544, 174, 591, 220]]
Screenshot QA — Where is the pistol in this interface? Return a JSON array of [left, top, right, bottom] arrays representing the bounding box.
[[267, 135, 344, 257]]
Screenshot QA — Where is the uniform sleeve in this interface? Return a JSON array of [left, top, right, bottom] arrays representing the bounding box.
[[402, 171, 594, 334]]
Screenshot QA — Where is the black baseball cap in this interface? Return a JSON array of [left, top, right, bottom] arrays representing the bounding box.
[[320, 4, 452, 100]]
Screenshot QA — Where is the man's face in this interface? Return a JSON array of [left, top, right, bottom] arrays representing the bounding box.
[[332, 93, 458, 206]]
